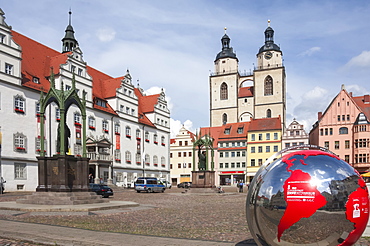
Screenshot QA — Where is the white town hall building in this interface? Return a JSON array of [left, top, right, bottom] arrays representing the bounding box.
[[0, 8, 171, 191]]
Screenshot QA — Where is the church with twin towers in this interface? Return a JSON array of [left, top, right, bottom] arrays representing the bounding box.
[[209, 21, 286, 129]]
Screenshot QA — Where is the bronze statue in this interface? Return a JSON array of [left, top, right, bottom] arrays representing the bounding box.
[[56, 122, 71, 154], [198, 146, 206, 170]]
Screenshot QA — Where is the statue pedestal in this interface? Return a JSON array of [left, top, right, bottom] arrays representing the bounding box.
[[191, 171, 216, 188], [36, 155, 90, 192], [16, 155, 109, 205]]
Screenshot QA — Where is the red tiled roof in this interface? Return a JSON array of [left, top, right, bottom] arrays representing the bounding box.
[[12, 29, 164, 126], [12, 31, 65, 92], [352, 95, 370, 120], [199, 126, 223, 148], [170, 139, 176, 144], [238, 86, 254, 98], [134, 88, 157, 127], [248, 117, 281, 131], [218, 122, 250, 140]]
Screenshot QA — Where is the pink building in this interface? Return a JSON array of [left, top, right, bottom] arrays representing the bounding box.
[[310, 85, 370, 172]]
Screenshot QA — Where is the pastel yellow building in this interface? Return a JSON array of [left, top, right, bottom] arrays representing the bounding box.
[[247, 117, 282, 183]]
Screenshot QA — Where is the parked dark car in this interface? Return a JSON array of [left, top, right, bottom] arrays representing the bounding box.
[[89, 183, 113, 198], [177, 182, 191, 188]]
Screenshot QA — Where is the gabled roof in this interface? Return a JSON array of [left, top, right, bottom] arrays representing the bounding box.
[[238, 86, 253, 98], [11, 29, 162, 126], [316, 89, 364, 125], [248, 117, 281, 132], [136, 91, 160, 114], [134, 88, 157, 127], [352, 95, 370, 120], [12, 31, 64, 92], [218, 122, 250, 140], [200, 126, 223, 149]]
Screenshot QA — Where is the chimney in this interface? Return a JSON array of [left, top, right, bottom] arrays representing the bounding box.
[[318, 112, 323, 120], [364, 95, 370, 103]]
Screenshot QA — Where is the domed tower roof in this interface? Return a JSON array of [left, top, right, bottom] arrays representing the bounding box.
[[62, 10, 78, 53], [258, 20, 281, 54], [215, 28, 238, 62]]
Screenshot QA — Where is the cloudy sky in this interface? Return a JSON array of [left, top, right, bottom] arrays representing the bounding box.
[[2, 1, 370, 137]]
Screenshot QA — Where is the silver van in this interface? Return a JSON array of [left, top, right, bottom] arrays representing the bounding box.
[[134, 177, 166, 193]]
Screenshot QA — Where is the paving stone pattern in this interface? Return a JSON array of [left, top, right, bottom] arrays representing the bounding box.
[[0, 187, 369, 245]]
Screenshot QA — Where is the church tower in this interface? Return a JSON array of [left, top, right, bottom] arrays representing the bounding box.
[[62, 10, 78, 53], [253, 20, 286, 129], [209, 28, 239, 127]]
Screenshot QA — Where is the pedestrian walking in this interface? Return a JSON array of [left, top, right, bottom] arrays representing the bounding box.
[[239, 181, 244, 193]]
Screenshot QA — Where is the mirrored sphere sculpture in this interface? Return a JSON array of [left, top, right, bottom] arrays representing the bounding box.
[[246, 145, 369, 246]]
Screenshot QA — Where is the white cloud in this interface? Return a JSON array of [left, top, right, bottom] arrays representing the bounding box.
[[144, 86, 174, 112], [96, 27, 116, 42], [298, 47, 321, 57], [345, 84, 370, 96], [344, 51, 370, 68], [291, 86, 332, 132], [170, 118, 195, 138]]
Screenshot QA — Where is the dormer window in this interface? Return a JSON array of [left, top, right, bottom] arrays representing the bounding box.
[[96, 99, 107, 108], [237, 127, 243, 134], [224, 128, 230, 135], [32, 77, 39, 84]]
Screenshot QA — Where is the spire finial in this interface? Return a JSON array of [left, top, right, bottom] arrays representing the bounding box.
[[224, 27, 227, 34], [69, 8, 72, 26], [268, 19, 271, 27]]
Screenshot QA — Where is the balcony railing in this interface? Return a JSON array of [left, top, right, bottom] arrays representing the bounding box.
[[210, 64, 284, 77], [87, 152, 112, 161], [254, 64, 284, 71], [210, 70, 253, 77]]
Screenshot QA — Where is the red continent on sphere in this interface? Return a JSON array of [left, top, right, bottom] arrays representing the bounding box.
[[277, 169, 327, 241]]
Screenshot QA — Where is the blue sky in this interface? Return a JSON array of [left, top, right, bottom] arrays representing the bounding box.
[[2, 1, 370, 137]]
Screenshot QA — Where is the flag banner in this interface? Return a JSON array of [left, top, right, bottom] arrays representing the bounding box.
[[116, 134, 120, 149], [76, 125, 81, 145]]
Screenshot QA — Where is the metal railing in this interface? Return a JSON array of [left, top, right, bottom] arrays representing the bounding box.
[[86, 152, 112, 161]]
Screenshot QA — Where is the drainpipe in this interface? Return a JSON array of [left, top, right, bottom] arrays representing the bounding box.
[[107, 116, 114, 186], [142, 125, 145, 177]]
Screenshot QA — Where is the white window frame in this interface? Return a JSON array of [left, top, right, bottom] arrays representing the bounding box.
[[5, 63, 13, 75], [14, 132, 27, 151], [125, 151, 131, 163], [14, 95, 25, 112], [14, 163, 27, 180], [102, 120, 109, 133], [88, 116, 95, 129]]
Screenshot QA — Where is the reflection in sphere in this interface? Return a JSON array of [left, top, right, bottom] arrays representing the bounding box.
[[246, 145, 369, 246]]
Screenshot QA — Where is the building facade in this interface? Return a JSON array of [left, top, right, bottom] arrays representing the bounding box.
[[169, 126, 195, 185], [209, 22, 286, 131], [282, 119, 309, 149], [246, 117, 282, 183], [0, 9, 170, 191], [198, 22, 286, 185], [309, 85, 370, 172]]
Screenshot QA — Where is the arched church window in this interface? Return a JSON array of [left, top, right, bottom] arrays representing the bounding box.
[[266, 109, 271, 118], [220, 82, 228, 100], [264, 76, 273, 96], [222, 113, 227, 125]]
